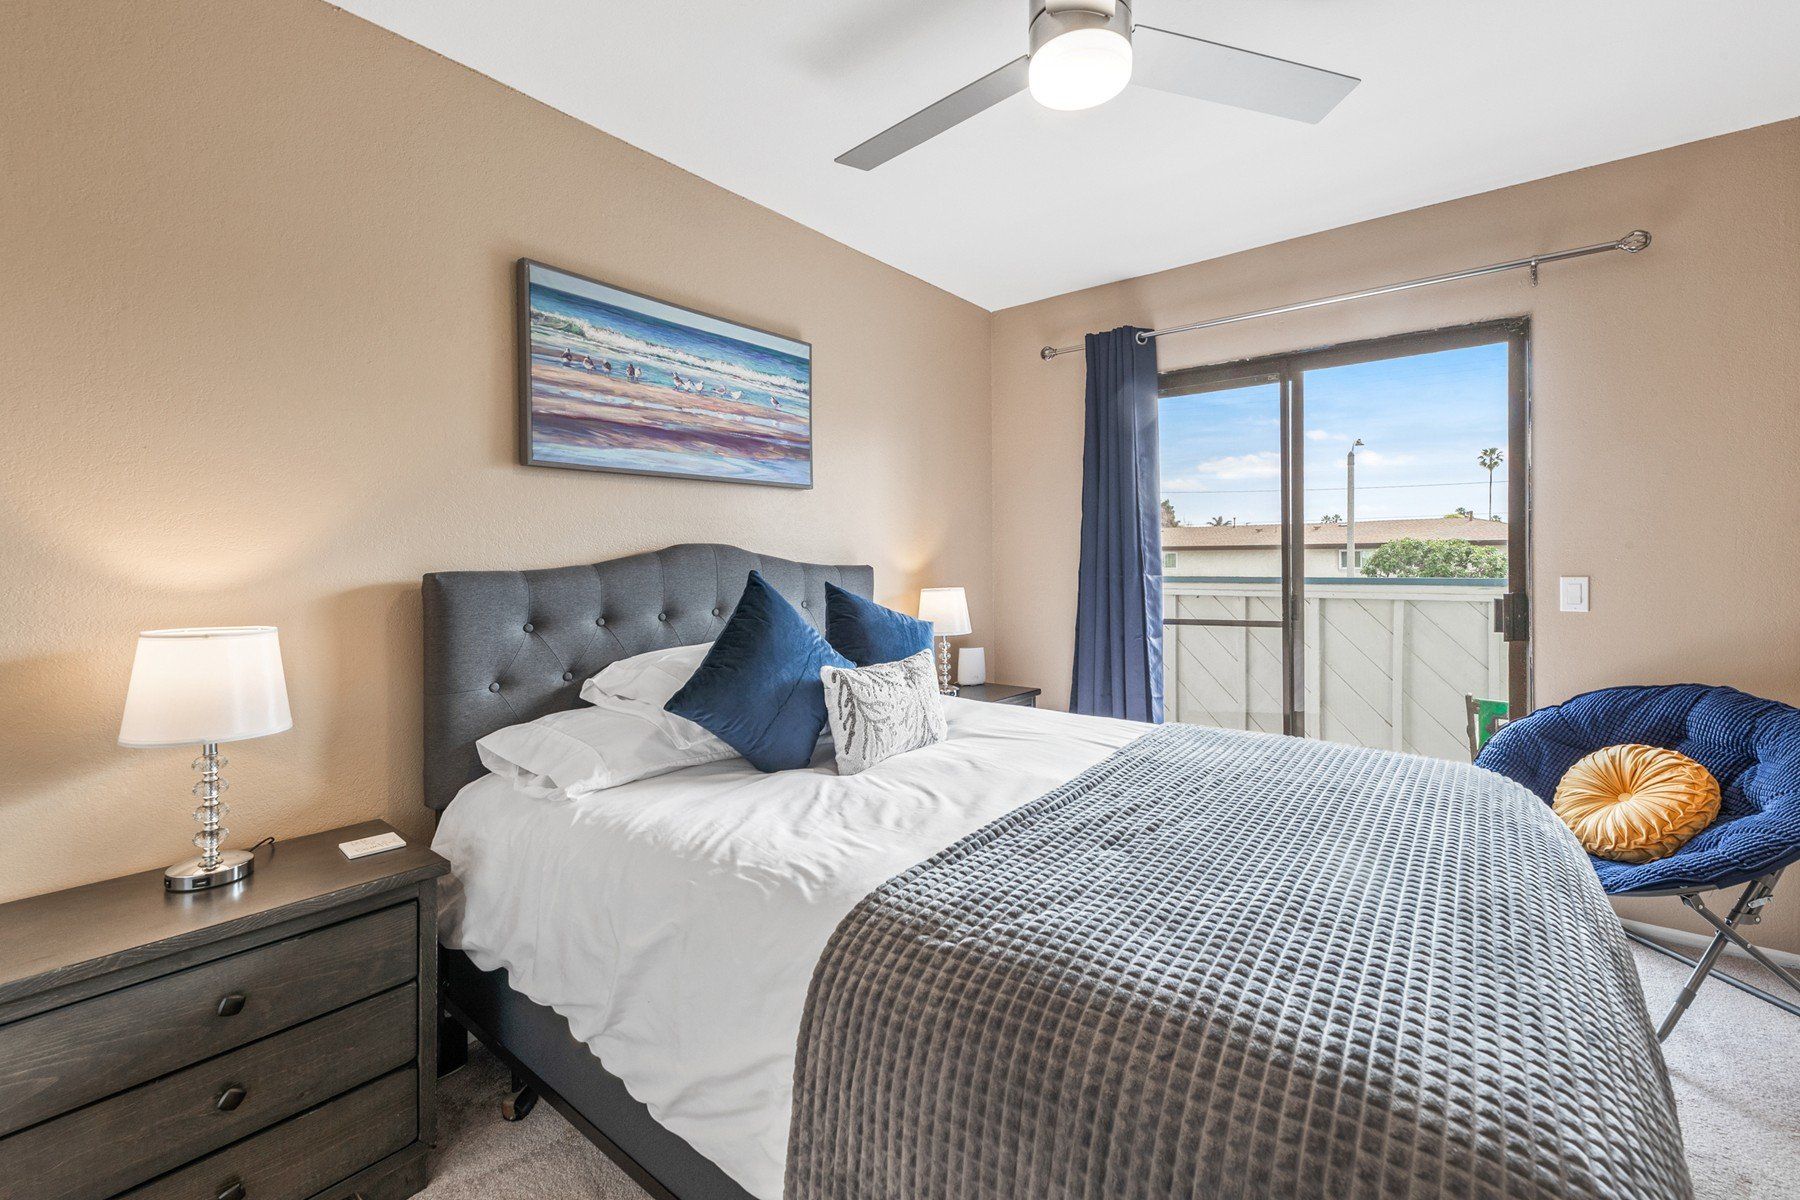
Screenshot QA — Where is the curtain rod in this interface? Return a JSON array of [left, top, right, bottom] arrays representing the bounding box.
[[1038, 229, 1651, 361]]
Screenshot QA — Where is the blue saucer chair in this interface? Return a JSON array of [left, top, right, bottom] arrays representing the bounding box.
[[1477, 683, 1800, 1039]]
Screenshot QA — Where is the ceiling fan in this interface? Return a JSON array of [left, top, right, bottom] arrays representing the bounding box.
[[836, 0, 1359, 170]]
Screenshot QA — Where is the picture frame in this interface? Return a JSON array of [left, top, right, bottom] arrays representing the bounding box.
[[517, 259, 813, 488]]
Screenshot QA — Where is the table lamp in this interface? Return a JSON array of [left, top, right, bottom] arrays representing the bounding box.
[[916, 587, 971, 696], [118, 627, 292, 892]]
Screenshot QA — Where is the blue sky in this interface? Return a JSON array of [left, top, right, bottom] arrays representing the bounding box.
[[1159, 342, 1510, 526]]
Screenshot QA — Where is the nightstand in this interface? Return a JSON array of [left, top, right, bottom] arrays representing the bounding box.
[[955, 683, 1041, 707], [0, 821, 447, 1200]]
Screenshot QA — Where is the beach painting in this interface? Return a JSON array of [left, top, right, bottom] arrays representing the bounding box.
[[518, 260, 812, 487]]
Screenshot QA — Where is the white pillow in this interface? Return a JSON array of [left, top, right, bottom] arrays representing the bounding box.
[[582, 642, 713, 709], [820, 649, 947, 776], [477, 694, 736, 799]]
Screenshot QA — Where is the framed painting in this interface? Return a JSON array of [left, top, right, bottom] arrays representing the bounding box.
[[517, 259, 813, 488]]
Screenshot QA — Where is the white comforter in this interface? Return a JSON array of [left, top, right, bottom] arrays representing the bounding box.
[[433, 698, 1145, 1200]]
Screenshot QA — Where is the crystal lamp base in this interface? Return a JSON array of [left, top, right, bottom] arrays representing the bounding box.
[[165, 848, 255, 892]]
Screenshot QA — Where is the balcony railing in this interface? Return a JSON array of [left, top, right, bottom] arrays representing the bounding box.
[[1163, 576, 1507, 762]]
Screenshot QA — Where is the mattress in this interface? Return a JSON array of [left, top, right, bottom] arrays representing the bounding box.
[[433, 697, 1145, 1200]]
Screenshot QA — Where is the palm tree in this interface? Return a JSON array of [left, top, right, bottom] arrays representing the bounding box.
[[1207, 516, 1231, 526], [1478, 447, 1504, 519]]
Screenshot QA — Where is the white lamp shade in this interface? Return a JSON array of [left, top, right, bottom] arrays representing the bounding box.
[[118, 627, 293, 748], [917, 588, 972, 638]]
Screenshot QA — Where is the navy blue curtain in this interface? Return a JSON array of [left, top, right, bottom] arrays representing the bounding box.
[[1070, 326, 1164, 722]]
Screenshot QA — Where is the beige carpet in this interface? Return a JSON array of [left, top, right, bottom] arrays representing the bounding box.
[[421, 942, 1800, 1198]]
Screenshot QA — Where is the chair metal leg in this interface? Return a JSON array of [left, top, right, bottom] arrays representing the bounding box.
[[1627, 928, 1800, 1018], [1651, 929, 1732, 1040], [1626, 871, 1800, 1040], [1680, 876, 1800, 999]]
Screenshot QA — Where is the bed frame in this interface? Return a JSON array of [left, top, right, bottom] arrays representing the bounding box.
[[422, 543, 874, 1200]]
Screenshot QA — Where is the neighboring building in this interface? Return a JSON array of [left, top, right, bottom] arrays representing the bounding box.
[[1162, 515, 1507, 577]]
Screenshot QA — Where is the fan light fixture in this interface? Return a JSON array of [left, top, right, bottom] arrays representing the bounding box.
[[833, 0, 1361, 171], [1028, 26, 1133, 111]]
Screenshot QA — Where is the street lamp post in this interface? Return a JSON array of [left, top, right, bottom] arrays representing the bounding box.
[[1345, 439, 1365, 577]]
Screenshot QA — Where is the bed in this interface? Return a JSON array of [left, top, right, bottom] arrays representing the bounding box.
[[424, 543, 1692, 1200]]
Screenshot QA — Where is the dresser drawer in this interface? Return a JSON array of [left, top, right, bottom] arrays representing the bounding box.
[[121, 1069, 418, 1200], [0, 904, 416, 1138], [0, 984, 416, 1200]]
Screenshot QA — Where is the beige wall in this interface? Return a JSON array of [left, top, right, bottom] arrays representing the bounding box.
[[0, 0, 993, 901], [992, 118, 1800, 951]]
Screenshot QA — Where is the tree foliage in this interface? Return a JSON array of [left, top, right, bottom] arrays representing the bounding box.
[[1362, 537, 1506, 579], [1160, 498, 1181, 528]]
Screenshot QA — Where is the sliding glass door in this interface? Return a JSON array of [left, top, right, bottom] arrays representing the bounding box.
[[1158, 322, 1529, 760], [1156, 373, 1293, 734]]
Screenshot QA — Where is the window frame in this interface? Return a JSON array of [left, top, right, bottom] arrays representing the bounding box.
[[1158, 317, 1533, 731]]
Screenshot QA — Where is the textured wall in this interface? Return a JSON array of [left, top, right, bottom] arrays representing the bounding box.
[[990, 118, 1800, 951], [0, 0, 993, 900]]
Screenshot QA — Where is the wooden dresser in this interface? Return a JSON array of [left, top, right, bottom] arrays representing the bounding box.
[[0, 821, 448, 1200]]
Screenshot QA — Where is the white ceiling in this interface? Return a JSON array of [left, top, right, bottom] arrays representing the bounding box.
[[335, 0, 1800, 311]]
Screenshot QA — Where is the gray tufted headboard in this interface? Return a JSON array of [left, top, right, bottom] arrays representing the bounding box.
[[421, 543, 874, 811]]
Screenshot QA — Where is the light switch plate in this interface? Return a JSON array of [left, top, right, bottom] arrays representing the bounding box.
[[1559, 576, 1590, 613]]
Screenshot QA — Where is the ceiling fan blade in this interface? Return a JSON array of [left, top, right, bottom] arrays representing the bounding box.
[[836, 56, 1029, 170], [1131, 26, 1358, 123]]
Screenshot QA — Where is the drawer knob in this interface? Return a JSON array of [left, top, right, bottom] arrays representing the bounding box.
[[217, 1181, 246, 1200], [215, 1084, 248, 1112], [216, 993, 247, 1017]]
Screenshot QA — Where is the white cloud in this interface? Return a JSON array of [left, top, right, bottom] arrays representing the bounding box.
[[1355, 449, 1417, 467], [1305, 429, 1344, 442], [1191, 451, 1280, 479]]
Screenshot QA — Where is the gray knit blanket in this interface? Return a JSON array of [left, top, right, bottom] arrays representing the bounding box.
[[787, 724, 1690, 1200]]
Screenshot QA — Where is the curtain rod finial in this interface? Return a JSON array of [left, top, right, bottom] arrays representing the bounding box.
[[1620, 230, 1651, 253], [1040, 345, 1059, 360]]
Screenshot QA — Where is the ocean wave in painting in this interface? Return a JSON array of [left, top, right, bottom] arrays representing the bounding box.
[[524, 271, 811, 487]]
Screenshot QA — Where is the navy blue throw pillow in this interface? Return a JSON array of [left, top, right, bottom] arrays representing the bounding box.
[[666, 571, 852, 773], [824, 581, 934, 667]]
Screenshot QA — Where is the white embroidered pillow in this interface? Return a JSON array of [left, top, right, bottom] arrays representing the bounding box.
[[820, 649, 947, 776]]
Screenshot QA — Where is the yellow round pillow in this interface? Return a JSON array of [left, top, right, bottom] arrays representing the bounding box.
[[1553, 744, 1720, 863]]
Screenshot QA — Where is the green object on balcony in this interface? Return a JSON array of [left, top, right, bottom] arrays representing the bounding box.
[[1465, 695, 1511, 758]]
